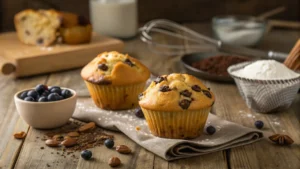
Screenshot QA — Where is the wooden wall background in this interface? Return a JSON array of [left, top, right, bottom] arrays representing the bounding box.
[[0, 0, 299, 32]]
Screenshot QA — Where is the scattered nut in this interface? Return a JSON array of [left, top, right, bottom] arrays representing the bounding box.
[[116, 145, 131, 154], [67, 132, 80, 137], [52, 134, 64, 141], [61, 138, 77, 147], [269, 134, 294, 145], [64, 136, 72, 140], [45, 139, 60, 147], [108, 157, 121, 167], [14, 131, 26, 139], [79, 122, 96, 132]]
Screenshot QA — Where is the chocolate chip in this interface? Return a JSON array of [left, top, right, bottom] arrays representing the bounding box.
[[179, 99, 191, 109], [154, 76, 165, 84], [138, 93, 143, 100], [78, 15, 90, 26], [202, 90, 212, 98], [180, 90, 192, 97], [25, 30, 30, 35], [98, 63, 108, 71], [159, 85, 171, 92], [191, 85, 201, 92], [36, 38, 44, 45], [21, 16, 27, 21], [124, 59, 134, 67], [208, 88, 211, 91]]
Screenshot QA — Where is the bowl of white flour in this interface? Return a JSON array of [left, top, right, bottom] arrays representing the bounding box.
[[228, 60, 300, 113]]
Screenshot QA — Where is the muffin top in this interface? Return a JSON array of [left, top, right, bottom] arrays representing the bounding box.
[[139, 73, 215, 111], [81, 51, 150, 85]]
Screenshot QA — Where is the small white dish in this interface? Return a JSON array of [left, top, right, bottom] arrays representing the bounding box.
[[14, 87, 77, 129]]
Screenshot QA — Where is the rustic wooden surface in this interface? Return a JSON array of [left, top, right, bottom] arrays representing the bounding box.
[[0, 23, 299, 169]]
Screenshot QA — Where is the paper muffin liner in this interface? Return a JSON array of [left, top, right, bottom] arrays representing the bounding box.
[[141, 107, 211, 139], [85, 81, 146, 110], [228, 61, 300, 113]]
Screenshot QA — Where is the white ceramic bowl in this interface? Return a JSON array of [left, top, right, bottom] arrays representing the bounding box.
[[14, 88, 77, 129]]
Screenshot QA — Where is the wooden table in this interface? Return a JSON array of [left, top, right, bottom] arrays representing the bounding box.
[[0, 23, 299, 169]]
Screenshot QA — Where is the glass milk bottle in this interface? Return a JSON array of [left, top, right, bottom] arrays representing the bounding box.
[[89, 0, 138, 39]]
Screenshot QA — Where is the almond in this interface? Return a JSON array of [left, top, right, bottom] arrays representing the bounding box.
[[108, 157, 121, 167], [79, 122, 96, 132], [14, 131, 27, 139], [67, 131, 80, 137], [116, 145, 131, 154], [45, 139, 60, 147], [52, 134, 64, 141], [61, 138, 77, 147]]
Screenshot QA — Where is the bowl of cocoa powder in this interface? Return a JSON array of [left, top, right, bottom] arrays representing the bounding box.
[[181, 52, 251, 82]]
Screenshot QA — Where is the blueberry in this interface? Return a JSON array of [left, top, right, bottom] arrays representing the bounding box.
[[20, 91, 28, 100], [38, 96, 47, 102], [47, 93, 60, 102], [254, 120, 264, 129], [206, 126, 216, 135], [24, 96, 35, 102], [58, 96, 64, 100], [41, 90, 50, 97], [104, 139, 114, 149], [134, 108, 144, 118], [35, 84, 48, 94], [81, 150, 92, 160], [50, 87, 61, 95], [27, 90, 38, 99], [49, 86, 60, 91], [61, 89, 72, 98]]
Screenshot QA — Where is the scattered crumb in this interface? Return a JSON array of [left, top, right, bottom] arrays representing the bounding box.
[[135, 126, 141, 131], [40, 147, 44, 150]]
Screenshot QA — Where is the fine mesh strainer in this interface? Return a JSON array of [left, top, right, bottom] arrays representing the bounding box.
[[228, 61, 300, 113]]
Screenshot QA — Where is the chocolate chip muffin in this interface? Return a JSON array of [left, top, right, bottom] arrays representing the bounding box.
[[81, 51, 150, 110], [139, 73, 215, 139], [14, 9, 61, 46], [59, 12, 92, 44]]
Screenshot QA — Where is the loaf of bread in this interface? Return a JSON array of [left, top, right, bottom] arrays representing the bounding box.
[[14, 9, 92, 46], [59, 12, 92, 44], [14, 9, 61, 46]]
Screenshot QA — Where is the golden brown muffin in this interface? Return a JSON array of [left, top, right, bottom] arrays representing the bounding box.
[[81, 51, 150, 110], [139, 73, 215, 139], [14, 9, 61, 46], [59, 12, 92, 44]]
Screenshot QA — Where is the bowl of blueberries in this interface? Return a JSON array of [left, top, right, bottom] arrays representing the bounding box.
[[14, 84, 77, 129]]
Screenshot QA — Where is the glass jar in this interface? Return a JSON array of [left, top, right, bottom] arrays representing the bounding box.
[[89, 0, 138, 39]]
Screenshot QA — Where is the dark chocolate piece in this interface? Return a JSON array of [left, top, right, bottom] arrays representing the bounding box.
[[36, 38, 44, 45], [179, 99, 191, 109], [124, 58, 134, 67], [154, 76, 165, 84], [191, 85, 201, 92], [180, 90, 192, 97], [159, 85, 171, 92], [202, 90, 212, 98], [98, 64, 108, 71]]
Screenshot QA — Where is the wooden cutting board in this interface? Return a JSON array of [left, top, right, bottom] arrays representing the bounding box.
[[0, 32, 124, 77]]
